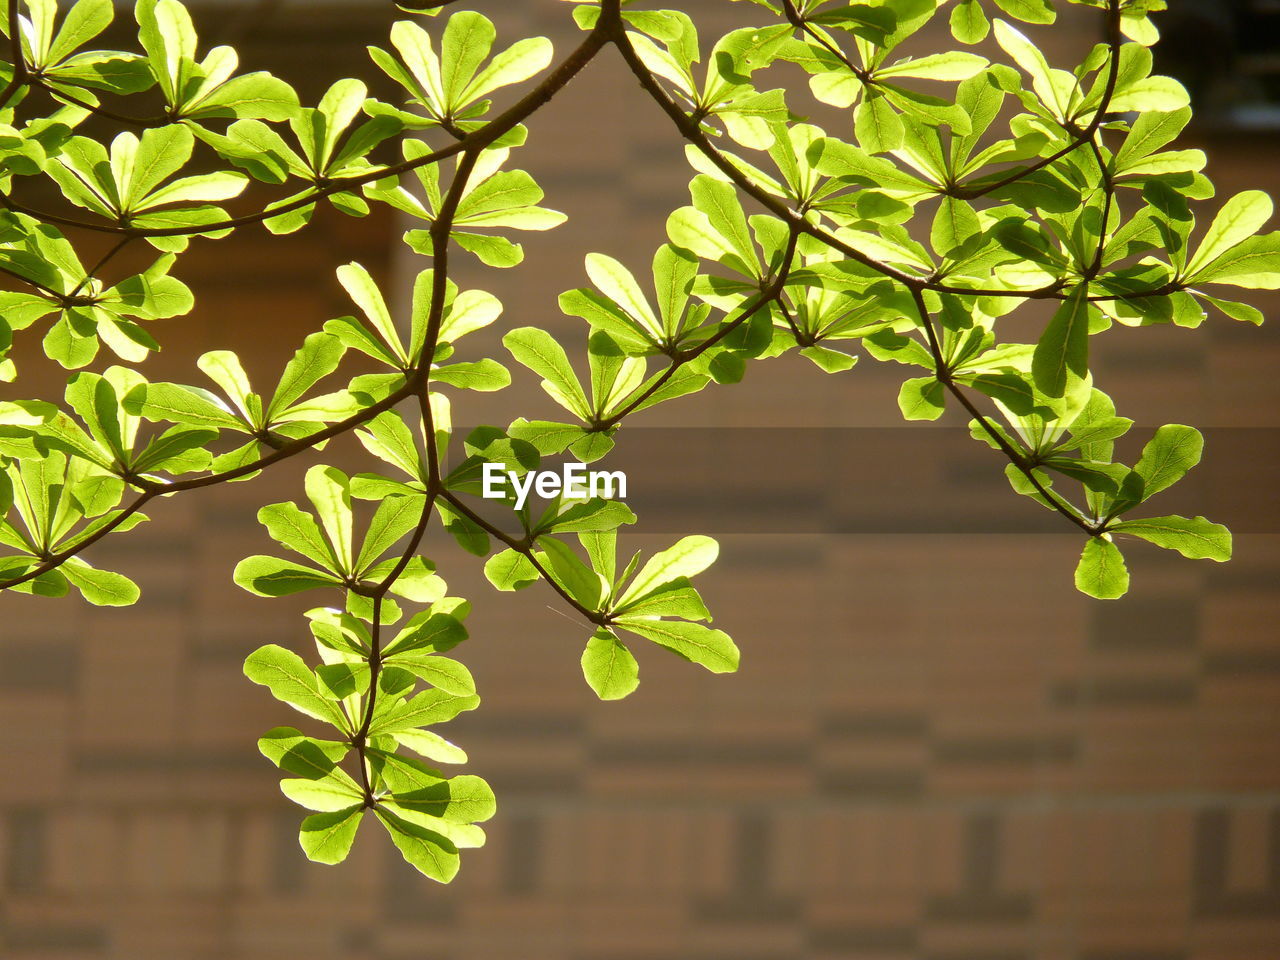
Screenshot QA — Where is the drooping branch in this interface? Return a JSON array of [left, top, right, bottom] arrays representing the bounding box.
[[907, 286, 1100, 536]]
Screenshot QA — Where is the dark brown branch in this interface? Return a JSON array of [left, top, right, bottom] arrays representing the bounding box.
[[615, 10, 1112, 539], [908, 286, 1099, 536], [73, 237, 134, 297], [0, 263, 62, 298], [612, 25, 1100, 304], [351, 480, 438, 804], [42, 83, 169, 129], [437, 488, 608, 626], [780, 0, 871, 83], [0, 491, 158, 591], [0, 0, 28, 107]]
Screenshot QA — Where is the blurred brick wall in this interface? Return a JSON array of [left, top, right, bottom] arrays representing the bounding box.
[[2, 2, 1278, 959]]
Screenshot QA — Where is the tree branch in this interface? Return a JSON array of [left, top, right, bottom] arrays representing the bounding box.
[[907, 286, 1099, 536], [0, 0, 28, 107], [436, 488, 607, 626]]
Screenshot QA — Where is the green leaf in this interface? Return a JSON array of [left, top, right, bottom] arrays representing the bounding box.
[[992, 0, 1055, 25], [1187, 234, 1280, 290], [298, 807, 363, 865], [1195, 293, 1265, 325], [131, 426, 216, 474], [234, 555, 342, 597], [268, 333, 346, 419], [305, 465, 354, 573], [617, 535, 718, 608], [993, 20, 1061, 116], [468, 34, 553, 103], [370, 688, 480, 736], [1119, 424, 1204, 504], [393, 729, 469, 765], [507, 419, 588, 456], [384, 610, 469, 657], [188, 71, 298, 122], [258, 726, 349, 778], [1186, 191, 1275, 278], [356, 494, 424, 573], [502, 326, 590, 419], [336, 262, 408, 366], [373, 751, 495, 823], [538, 535, 603, 609], [799, 345, 858, 373], [197, 350, 255, 421], [1114, 107, 1192, 170], [898, 376, 946, 420], [280, 769, 364, 812], [374, 806, 460, 883], [62, 557, 139, 606], [1032, 287, 1090, 399], [431, 359, 511, 392], [876, 52, 988, 82], [584, 253, 662, 341], [243, 644, 349, 729], [950, 0, 990, 43], [1109, 77, 1190, 114], [581, 628, 639, 700], [259, 502, 338, 571], [686, 175, 759, 276], [43, 313, 99, 369], [538, 498, 635, 535], [440, 12, 496, 106], [384, 652, 476, 697], [378, 555, 446, 603], [451, 231, 524, 267], [613, 617, 740, 674], [126, 381, 245, 430], [854, 89, 903, 155], [931, 196, 980, 257], [1074, 537, 1129, 600], [612, 577, 710, 621], [483, 548, 539, 591], [579, 529, 616, 584], [1110, 515, 1231, 561]]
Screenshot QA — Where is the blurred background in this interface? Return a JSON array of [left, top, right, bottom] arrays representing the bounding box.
[[2, 1, 1279, 958]]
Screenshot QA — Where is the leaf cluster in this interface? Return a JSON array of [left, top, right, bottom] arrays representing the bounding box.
[[0, 0, 1272, 879]]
